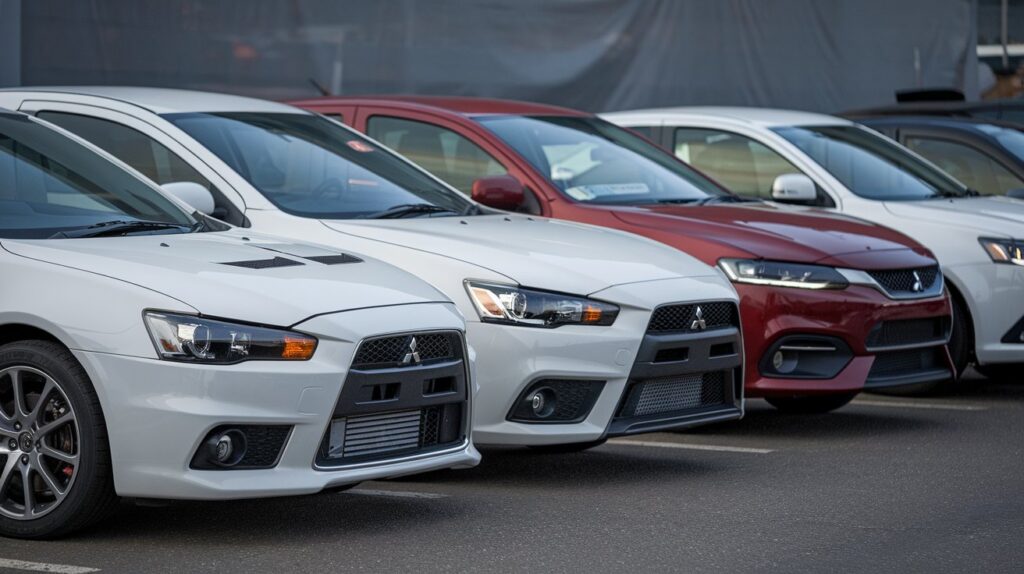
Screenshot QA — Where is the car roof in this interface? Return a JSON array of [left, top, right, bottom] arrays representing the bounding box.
[[603, 106, 853, 128], [289, 95, 589, 117], [0, 86, 305, 115], [854, 114, 1023, 132]]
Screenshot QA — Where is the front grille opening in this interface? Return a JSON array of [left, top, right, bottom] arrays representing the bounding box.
[[866, 317, 950, 348], [868, 347, 943, 380], [423, 376, 457, 396], [356, 382, 400, 403], [653, 347, 689, 363], [320, 404, 463, 465], [352, 332, 457, 369], [647, 301, 737, 333], [616, 371, 728, 418], [709, 342, 736, 358], [868, 266, 939, 295]]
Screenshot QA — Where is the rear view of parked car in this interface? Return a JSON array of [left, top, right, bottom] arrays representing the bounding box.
[[0, 88, 747, 453], [0, 108, 480, 538]]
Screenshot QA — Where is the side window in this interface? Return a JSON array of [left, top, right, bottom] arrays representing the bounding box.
[[673, 128, 804, 200], [366, 116, 508, 195], [321, 113, 344, 123], [905, 136, 1024, 195], [35, 111, 246, 225]]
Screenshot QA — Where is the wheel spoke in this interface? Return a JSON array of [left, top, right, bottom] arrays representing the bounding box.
[[39, 445, 77, 466], [26, 379, 55, 428], [9, 369, 29, 420], [32, 459, 66, 499], [35, 412, 72, 439], [20, 465, 35, 516], [0, 455, 18, 495]]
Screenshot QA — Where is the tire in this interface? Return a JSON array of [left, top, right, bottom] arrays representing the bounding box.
[[975, 363, 1024, 382], [764, 393, 857, 414], [0, 340, 118, 539], [946, 294, 972, 378], [526, 439, 607, 454]]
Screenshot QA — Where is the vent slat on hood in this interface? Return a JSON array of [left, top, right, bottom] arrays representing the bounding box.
[[305, 254, 363, 265], [220, 256, 304, 269]]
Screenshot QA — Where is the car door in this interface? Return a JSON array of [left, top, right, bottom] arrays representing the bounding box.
[[353, 107, 551, 215], [17, 100, 251, 225], [897, 129, 1024, 196]]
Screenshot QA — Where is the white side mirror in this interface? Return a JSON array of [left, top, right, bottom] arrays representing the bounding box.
[[162, 181, 215, 215], [771, 173, 817, 203]]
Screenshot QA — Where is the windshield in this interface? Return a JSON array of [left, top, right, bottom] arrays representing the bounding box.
[[165, 112, 473, 219], [477, 115, 729, 205], [0, 113, 195, 240], [773, 125, 968, 200], [976, 124, 1024, 159]]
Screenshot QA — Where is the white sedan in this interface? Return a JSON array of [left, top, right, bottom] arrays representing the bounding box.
[[0, 88, 745, 450], [0, 109, 480, 538], [605, 107, 1024, 379]]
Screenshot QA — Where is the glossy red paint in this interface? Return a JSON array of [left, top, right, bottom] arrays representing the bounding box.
[[290, 96, 954, 399]]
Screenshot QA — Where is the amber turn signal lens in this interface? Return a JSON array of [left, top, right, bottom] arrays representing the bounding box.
[[581, 305, 603, 324], [282, 336, 317, 360]]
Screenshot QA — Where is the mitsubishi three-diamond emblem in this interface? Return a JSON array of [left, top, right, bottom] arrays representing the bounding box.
[[690, 306, 707, 330], [911, 270, 924, 293], [401, 336, 421, 365]]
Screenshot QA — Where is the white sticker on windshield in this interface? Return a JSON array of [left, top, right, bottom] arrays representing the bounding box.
[[567, 183, 650, 199]]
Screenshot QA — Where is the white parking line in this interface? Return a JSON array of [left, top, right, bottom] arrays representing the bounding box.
[[606, 439, 774, 454], [0, 558, 99, 574], [346, 488, 449, 500], [851, 399, 988, 412]]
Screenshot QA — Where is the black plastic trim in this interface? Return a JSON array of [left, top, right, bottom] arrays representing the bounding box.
[[759, 335, 853, 380], [1000, 315, 1024, 344]]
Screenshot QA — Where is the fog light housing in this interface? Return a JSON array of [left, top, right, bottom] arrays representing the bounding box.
[[190, 425, 290, 470], [508, 380, 605, 423], [760, 336, 853, 380]]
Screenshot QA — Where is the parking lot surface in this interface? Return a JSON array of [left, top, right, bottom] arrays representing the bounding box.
[[0, 372, 1020, 574]]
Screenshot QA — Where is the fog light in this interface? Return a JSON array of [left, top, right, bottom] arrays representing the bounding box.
[[215, 434, 234, 463], [772, 350, 798, 374], [205, 429, 246, 467], [528, 388, 557, 418]]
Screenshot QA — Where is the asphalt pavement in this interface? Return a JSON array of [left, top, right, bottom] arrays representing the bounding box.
[[0, 371, 1021, 573]]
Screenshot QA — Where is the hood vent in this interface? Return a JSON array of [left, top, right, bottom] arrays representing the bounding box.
[[305, 254, 363, 265], [220, 257, 305, 269]]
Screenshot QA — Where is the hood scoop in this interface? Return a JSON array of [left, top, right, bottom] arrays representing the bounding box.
[[304, 253, 363, 265], [220, 256, 304, 269], [248, 242, 363, 265]]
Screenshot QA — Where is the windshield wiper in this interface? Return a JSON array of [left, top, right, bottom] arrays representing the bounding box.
[[49, 219, 194, 239], [652, 198, 702, 205], [360, 203, 458, 219], [694, 195, 755, 205]]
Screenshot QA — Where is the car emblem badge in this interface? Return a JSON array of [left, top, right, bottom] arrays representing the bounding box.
[[911, 271, 924, 293], [401, 336, 421, 365], [691, 306, 707, 330]]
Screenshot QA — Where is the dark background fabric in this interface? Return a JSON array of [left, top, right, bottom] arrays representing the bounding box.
[[1, 0, 979, 113]]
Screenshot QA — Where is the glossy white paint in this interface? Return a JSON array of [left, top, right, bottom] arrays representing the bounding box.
[[605, 107, 1024, 366], [0, 88, 741, 445]]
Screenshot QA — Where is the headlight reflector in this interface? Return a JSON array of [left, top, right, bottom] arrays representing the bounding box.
[[465, 282, 619, 327], [719, 258, 848, 290], [979, 237, 1024, 266], [144, 312, 317, 363]]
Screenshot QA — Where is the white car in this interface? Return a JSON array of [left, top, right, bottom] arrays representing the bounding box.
[[0, 88, 745, 449], [0, 108, 481, 538], [605, 107, 1024, 379]]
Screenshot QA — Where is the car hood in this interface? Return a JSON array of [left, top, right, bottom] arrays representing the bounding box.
[[320, 214, 716, 295], [883, 196, 1024, 237], [1, 230, 449, 327], [608, 202, 931, 268]]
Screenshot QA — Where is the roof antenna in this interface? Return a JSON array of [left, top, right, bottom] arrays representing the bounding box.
[[308, 78, 332, 96]]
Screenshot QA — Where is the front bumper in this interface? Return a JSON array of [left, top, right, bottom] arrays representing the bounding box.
[[737, 284, 953, 397], [469, 276, 744, 446], [949, 262, 1024, 365], [75, 303, 480, 500]]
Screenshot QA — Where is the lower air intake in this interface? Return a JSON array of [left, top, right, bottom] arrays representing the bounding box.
[[618, 371, 727, 418], [334, 410, 422, 459]]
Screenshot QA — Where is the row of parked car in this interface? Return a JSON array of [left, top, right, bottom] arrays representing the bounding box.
[[0, 87, 1021, 538]]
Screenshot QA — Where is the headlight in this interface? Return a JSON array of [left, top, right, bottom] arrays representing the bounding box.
[[719, 258, 848, 290], [979, 237, 1024, 266], [144, 312, 317, 364], [465, 281, 619, 327]]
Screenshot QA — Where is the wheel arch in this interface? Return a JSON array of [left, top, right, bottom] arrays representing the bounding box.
[[943, 277, 976, 362]]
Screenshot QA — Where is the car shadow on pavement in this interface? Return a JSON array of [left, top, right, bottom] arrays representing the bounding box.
[[392, 445, 734, 489]]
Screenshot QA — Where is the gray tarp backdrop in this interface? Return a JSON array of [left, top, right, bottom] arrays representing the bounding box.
[[4, 0, 978, 113]]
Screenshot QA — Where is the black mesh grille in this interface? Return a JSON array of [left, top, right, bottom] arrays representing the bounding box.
[[219, 257, 304, 269], [647, 302, 737, 333], [352, 333, 457, 369], [237, 426, 291, 467], [617, 371, 728, 418], [508, 380, 605, 423], [866, 317, 949, 348], [868, 348, 941, 379], [420, 406, 442, 446], [868, 266, 939, 295], [305, 254, 362, 265]]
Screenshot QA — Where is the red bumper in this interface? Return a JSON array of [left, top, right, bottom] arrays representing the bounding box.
[[737, 284, 953, 398]]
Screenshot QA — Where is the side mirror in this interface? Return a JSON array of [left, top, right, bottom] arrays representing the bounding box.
[[771, 173, 817, 203], [162, 181, 216, 215], [1007, 188, 1024, 200], [471, 175, 525, 211]]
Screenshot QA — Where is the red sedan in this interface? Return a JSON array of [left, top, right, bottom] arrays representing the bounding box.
[[291, 96, 955, 412]]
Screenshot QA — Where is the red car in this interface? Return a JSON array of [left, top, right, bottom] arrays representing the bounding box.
[[291, 96, 955, 412]]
